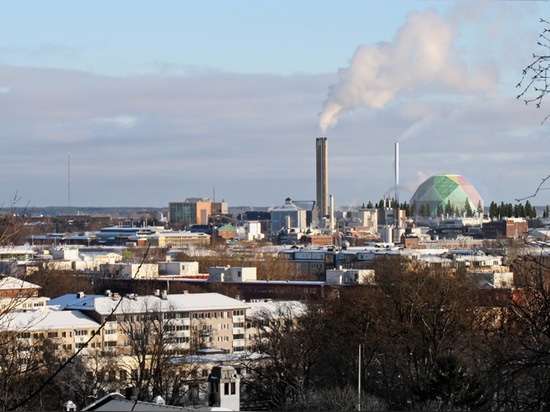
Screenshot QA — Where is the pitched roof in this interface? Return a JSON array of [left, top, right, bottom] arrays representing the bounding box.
[[0, 276, 41, 291]]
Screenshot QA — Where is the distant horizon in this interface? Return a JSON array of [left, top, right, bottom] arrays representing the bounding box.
[[9, 201, 550, 219]]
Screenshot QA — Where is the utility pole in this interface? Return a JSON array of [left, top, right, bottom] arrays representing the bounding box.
[[358, 343, 361, 411]]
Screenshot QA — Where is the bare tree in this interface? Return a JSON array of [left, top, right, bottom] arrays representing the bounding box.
[[55, 349, 120, 408], [496, 253, 550, 410], [515, 18, 550, 202], [242, 302, 322, 410], [517, 19, 550, 123], [118, 297, 201, 405]]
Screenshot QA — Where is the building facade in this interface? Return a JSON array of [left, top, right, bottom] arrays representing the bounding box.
[[45, 291, 249, 355], [270, 198, 307, 234], [169, 199, 212, 226]]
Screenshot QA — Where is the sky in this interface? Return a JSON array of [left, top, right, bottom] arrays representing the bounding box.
[[1, 0, 550, 210]]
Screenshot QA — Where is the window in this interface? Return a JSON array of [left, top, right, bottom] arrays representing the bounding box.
[[75, 330, 88, 336]]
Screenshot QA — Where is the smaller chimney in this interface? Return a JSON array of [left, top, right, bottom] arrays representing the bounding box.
[[125, 387, 138, 400]]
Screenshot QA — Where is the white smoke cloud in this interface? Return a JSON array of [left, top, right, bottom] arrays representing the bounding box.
[[318, 8, 495, 133]]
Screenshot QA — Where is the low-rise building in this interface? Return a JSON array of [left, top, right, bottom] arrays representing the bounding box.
[[482, 218, 529, 239], [235, 221, 265, 242], [100, 262, 159, 279], [325, 268, 376, 285], [0, 276, 49, 312], [139, 230, 211, 247], [159, 261, 200, 277], [208, 267, 257, 283]]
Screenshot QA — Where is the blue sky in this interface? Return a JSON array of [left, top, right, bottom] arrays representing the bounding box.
[[1, 1, 549, 210]]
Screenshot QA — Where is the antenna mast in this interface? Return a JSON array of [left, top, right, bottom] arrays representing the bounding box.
[[67, 152, 71, 208]]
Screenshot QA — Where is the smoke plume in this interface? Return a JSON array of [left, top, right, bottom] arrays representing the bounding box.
[[318, 8, 494, 133]]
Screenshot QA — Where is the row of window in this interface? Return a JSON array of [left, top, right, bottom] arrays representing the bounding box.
[[166, 337, 190, 344], [164, 311, 190, 319], [18, 330, 96, 339], [192, 311, 229, 319], [165, 324, 190, 332]]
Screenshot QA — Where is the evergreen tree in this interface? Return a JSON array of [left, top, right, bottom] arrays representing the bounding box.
[[477, 200, 484, 217], [445, 200, 453, 216], [489, 201, 498, 219], [524, 200, 537, 219], [419, 204, 427, 217], [464, 199, 473, 217]]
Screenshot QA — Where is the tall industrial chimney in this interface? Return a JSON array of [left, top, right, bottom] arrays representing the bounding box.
[[316, 137, 328, 219], [394, 141, 399, 205]]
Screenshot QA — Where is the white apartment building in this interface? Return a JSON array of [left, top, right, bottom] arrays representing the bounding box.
[[47, 291, 249, 355]]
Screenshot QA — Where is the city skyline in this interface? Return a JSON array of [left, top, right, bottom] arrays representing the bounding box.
[[1, 1, 550, 209]]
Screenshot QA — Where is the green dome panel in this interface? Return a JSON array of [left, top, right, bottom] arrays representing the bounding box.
[[410, 173, 484, 217]]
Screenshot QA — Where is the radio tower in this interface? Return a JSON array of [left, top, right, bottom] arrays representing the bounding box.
[[67, 152, 71, 208]]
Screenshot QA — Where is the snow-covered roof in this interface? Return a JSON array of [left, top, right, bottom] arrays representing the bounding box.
[[246, 299, 307, 319], [0, 309, 99, 331], [0, 245, 36, 256], [48, 292, 249, 315], [0, 276, 41, 290]]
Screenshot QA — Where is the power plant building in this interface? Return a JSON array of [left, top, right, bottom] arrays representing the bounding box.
[[270, 198, 307, 233]]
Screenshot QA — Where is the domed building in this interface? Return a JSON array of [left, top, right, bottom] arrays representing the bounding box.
[[410, 174, 484, 217]]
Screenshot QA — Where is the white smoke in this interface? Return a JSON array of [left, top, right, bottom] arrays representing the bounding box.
[[399, 113, 439, 142], [318, 8, 494, 133]]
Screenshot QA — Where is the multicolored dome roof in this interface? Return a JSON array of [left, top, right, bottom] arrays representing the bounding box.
[[410, 174, 484, 217]]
